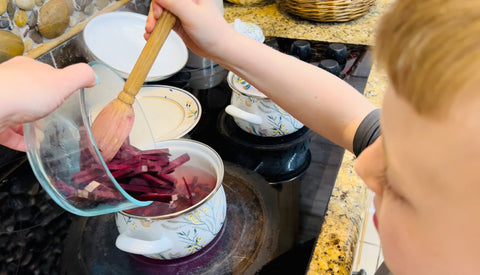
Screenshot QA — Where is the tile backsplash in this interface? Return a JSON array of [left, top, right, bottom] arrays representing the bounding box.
[[0, 0, 150, 60]]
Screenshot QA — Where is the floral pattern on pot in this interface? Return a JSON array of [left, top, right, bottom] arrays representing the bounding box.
[[251, 100, 303, 136], [115, 185, 227, 260], [226, 73, 304, 136]]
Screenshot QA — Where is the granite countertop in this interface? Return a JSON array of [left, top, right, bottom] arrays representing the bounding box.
[[224, 1, 391, 274], [307, 63, 386, 275], [223, 0, 393, 45]]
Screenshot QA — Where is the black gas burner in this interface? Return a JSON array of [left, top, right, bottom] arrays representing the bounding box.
[[215, 111, 313, 183], [217, 110, 312, 149], [188, 38, 367, 183], [61, 163, 281, 274], [265, 37, 368, 78], [125, 222, 227, 274]]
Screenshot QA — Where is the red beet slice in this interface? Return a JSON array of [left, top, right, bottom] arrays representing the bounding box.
[[58, 140, 202, 211], [163, 153, 190, 174], [140, 173, 174, 188]]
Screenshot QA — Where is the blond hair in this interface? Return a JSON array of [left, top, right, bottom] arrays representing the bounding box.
[[375, 0, 480, 116]]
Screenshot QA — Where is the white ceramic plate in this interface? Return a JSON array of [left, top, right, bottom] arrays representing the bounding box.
[[83, 11, 188, 82], [86, 62, 201, 149], [135, 85, 202, 142]]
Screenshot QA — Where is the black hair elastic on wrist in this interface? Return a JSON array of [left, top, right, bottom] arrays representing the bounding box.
[[353, 109, 382, 157]]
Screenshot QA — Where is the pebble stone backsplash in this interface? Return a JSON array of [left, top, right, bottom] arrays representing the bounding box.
[[0, 0, 150, 57]]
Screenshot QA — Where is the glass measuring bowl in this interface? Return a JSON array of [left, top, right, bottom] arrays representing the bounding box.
[[24, 62, 154, 216]]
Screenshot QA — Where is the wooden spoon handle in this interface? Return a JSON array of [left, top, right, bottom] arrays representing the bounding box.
[[119, 10, 177, 104]]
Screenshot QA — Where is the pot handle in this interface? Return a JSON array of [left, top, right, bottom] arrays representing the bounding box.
[[115, 234, 173, 255], [225, 105, 262, 125]]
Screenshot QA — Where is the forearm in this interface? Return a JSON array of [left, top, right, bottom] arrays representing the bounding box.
[[213, 33, 377, 152]]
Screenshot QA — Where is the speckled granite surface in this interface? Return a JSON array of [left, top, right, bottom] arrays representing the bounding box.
[[306, 63, 386, 275], [225, 1, 391, 274], [224, 0, 393, 45]]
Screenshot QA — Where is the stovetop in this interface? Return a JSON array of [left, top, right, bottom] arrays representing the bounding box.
[[0, 36, 368, 274], [0, 148, 282, 275], [61, 162, 280, 274], [183, 38, 367, 183]]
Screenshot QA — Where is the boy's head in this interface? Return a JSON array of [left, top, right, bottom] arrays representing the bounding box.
[[375, 0, 480, 117], [355, 0, 480, 274]]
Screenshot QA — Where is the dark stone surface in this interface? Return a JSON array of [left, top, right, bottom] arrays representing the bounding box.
[[0, 152, 73, 275]]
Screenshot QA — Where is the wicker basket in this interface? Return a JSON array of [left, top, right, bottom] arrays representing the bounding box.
[[279, 0, 375, 22], [225, 0, 265, 5]]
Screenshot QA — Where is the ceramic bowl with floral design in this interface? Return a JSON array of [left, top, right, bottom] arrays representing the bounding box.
[[115, 139, 226, 260]]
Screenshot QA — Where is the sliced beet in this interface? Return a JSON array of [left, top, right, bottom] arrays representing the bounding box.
[[157, 172, 177, 185], [139, 173, 174, 188], [163, 153, 190, 174], [57, 141, 205, 211], [182, 177, 194, 206]]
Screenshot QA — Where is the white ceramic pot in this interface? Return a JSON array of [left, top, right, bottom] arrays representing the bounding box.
[[114, 139, 227, 260], [225, 72, 303, 137]]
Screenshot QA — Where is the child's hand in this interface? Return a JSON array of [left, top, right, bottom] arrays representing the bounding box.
[[0, 56, 96, 151], [144, 0, 237, 63]]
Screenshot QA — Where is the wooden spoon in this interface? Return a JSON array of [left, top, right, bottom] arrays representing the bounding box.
[[91, 10, 177, 162]]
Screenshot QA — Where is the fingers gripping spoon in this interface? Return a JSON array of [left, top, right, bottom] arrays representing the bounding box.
[[91, 11, 177, 162]]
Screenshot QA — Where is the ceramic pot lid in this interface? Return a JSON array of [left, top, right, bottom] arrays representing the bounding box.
[[89, 62, 202, 142], [227, 71, 268, 98]]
